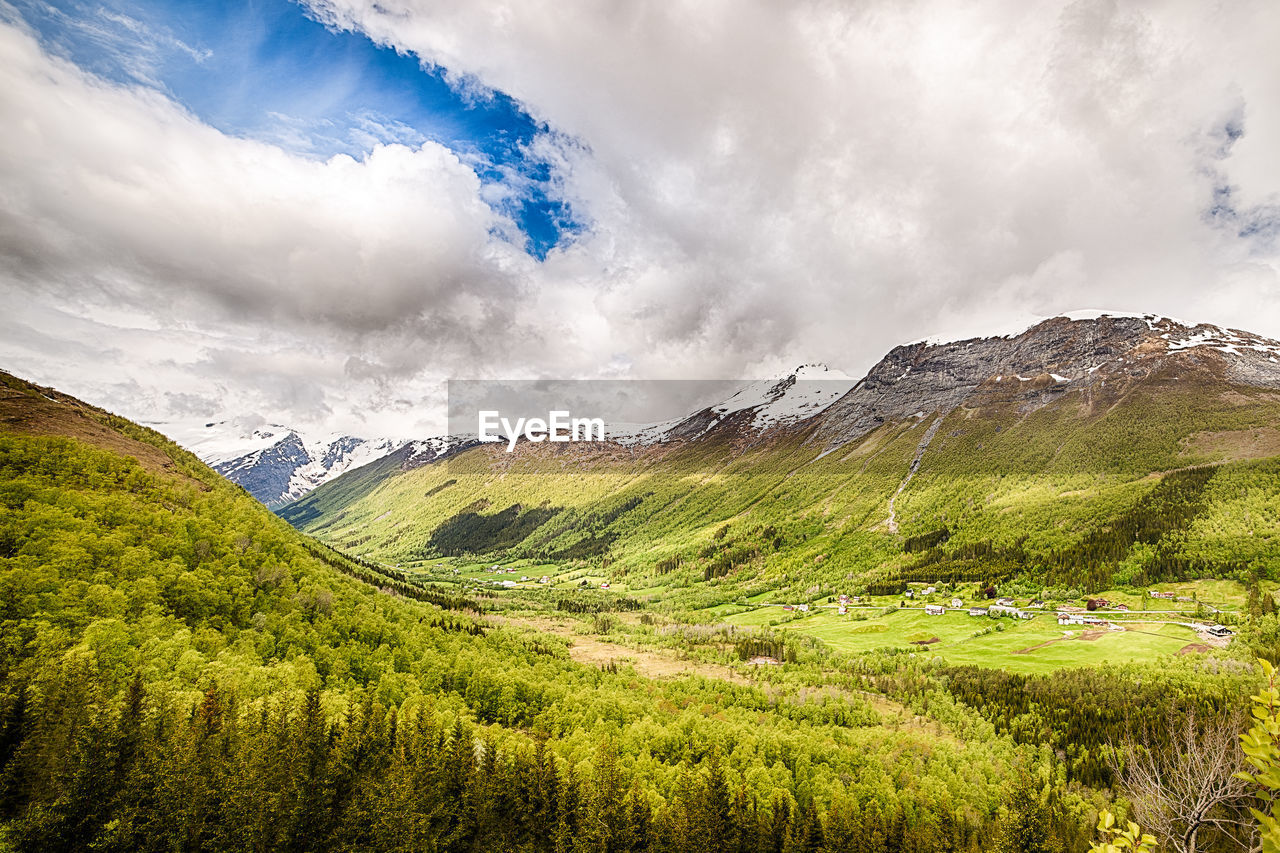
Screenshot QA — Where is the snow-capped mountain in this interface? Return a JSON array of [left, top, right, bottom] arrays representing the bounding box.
[[183, 311, 1280, 508], [278, 310, 1280, 530], [609, 364, 858, 446], [153, 419, 407, 507]]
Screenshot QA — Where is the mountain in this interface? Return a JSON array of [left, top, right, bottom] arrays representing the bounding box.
[[815, 311, 1280, 450], [609, 363, 858, 445], [280, 312, 1280, 596], [153, 419, 407, 507]]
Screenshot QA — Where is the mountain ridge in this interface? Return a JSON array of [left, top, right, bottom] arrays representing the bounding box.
[[278, 312, 1280, 598], [185, 311, 1280, 514]]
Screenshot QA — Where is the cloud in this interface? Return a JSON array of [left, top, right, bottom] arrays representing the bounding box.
[[2, 0, 1280, 440], [0, 16, 596, 432], [306, 0, 1280, 357]]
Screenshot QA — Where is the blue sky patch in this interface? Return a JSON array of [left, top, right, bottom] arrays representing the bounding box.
[[10, 0, 577, 258]]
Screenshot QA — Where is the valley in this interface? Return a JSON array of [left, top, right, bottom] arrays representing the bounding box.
[[7, 313, 1280, 851]]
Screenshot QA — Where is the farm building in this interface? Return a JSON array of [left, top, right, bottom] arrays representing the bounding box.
[[996, 597, 1015, 607], [968, 607, 989, 617], [924, 604, 945, 616]]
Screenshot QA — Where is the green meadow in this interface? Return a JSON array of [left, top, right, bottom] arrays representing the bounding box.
[[724, 605, 1204, 674]]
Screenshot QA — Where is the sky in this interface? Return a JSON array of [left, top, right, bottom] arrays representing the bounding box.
[[1, 0, 1279, 440]]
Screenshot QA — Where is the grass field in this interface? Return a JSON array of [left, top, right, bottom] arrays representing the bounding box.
[[725, 606, 1206, 674]]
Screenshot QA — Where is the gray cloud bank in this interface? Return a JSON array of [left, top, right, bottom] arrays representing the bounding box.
[[1, 0, 1279, 438]]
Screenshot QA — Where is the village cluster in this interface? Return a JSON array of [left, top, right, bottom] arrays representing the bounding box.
[[781, 588, 1235, 639], [483, 564, 608, 590], [470, 566, 1236, 640]]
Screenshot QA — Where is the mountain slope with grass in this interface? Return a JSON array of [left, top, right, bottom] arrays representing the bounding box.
[[281, 314, 1280, 598]]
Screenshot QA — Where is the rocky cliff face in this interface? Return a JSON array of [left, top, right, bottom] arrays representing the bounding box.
[[813, 313, 1280, 449]]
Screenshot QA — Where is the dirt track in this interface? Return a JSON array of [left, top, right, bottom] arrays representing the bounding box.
[[1012, 628, 1108, 654]]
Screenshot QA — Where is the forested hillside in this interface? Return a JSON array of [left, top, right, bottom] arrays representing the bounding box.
[[0, 370, 1155, 851]]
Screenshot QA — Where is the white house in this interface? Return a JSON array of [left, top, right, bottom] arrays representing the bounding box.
[[925, 604, 945, 616], [996, 597, 1015, 607], [924, 586, 937, 595], [798, 603, 809, 612], [950, 598, 963, 608], [968, 607, 989, 617], [837, 604, 848, 615]]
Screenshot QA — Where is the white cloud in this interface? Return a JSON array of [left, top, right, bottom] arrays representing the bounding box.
[[306, 0, 1280, 361], [0, 17, 592, 435], [2, 0, 1280, 440]]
